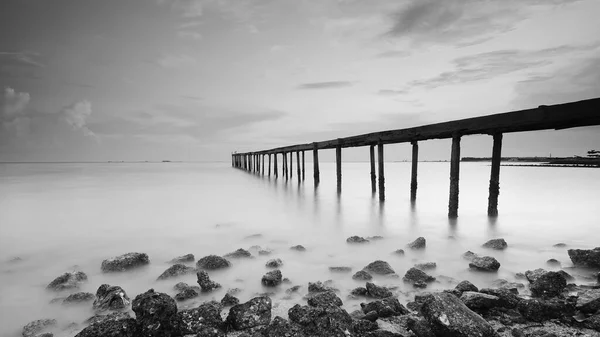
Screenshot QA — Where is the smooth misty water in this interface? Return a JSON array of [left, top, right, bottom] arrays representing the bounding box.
[[0, 162, 598, 336]]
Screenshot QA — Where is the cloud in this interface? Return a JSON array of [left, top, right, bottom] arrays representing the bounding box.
[[377, 89, 409, 96], [177, 30, 202, 40], [159, 0, 203, 18], [156, 54, 197, 68], [61, 100, 96, 138], [376, 50, 411, 58], [0, 51, 44, 79], [297, 81, 353, 90], [1, 87, 31, 123], [181, 95, 203, 101]]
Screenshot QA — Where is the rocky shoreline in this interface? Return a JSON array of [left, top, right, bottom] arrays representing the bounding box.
[[19, 239, 600, 337]]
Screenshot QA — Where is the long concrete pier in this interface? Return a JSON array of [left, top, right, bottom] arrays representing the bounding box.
[[232, 97, 600, 218]]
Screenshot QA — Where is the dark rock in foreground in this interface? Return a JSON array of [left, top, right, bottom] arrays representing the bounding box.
[[353, 270, 373, 281], [347, 236, 370, 244], [308, 281, 337, 294], [196, 255, 231, 270], [262, 269, 283, 287], [407, 237, 426, 249], [157, 263, 195, 280], [226, 296, 272, 330], [197, 270, 221, 292], [288, 303, 353, 336], [568, 247, 600, 268], [221, 293, 240, 306], [101, 252, 149, 272], [455, 280, 478, 294], [469, 256, 500, 271], [307, 290, 343, 307], [290, 245, 306, 251], [576, 288, 600, 313], [460, 291, 500, 310], [47, 271, 87, 291], [265, 258, 283, 268], [176, 301, 224, 335], [224, 248, 252, 259], [174, 287, 199, 301], [530, 271, 567, 298], [363, 260, 395, 275], [63, 292, 95, 305], [169, 253, 194, 264], [482, 238, 507, 250], [403, 267, 436, 288], [22, 319, 57, 337], [132, 289, 178, 337], [525, 268, 548, 283], [366, 282, 392, 298], [361, 297, 408, 318], [517, 297, 575, 322], [92, 284, 130, 312], [75, 313, 137, 337]]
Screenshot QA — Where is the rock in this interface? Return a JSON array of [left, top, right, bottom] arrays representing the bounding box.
[[261, 269, 282, 287], [84, 311, 131, 325], [456, 280, 478, 294], [361, 297, 409, 318], [414, 262, 436, 270], [353, 270, 373, 281], [75, 314, 137, 337], [462, 251, 477, 261], [525, 268, 548, 283], [258, 249, 272, 256], [553, 243, 567, 248], [363, 260, 395, 275], [482, 238, 507, 250], [353, 319, 379, 334], [490, 279, 524, 290], [546, 259, 561, 267], [329, 266, 352, 273], [286, 285, 301, 294], [469, 256, 500, 271], [307, 290, 343, 307], [479, 288, 521, 309], [584, 314, 600, 332], [420, 292, 499, 337], [367, 236, 385, 241], [46, 271, 87, 291], [406, 317, 436, 337], [63, 292, 95, 305], [92, 284, 130, 312], [157, 263, 195, 280], [174, 287, 199, 301], [347, 236, 370, 244], [221, 293, 240, 306], [176, 301, 224, 335], [407, 237, 426, 249], [132, 289, 178, 337], [22, 319, 57, 337], [288, 303, 353, 336], [224, 248, 252, 259], [101, 252, 149, 272], [530, 271, 567, 298], [576, 288, 600, 313], [517, 297, 575, 322], [290, 245, 306, 251], [308, 281, 337, 293], [460, 291, 500, 310], [261, 316, 304, 337], [226, 296, 272, 330], [557, 270, 574, 282], [196, 255, 231, 270], [169, 253, 194, 264], [366, 282, 392, 298], [393, 249, 405, 255], [403, 267, 436, 287], [265, 258, 283, 268], [351, 287, 369, 297], [197, 270, 221, 292], [568, 247, 600, 268]]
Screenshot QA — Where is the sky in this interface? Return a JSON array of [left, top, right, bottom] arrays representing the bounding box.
[[0, 0, 599, 162]]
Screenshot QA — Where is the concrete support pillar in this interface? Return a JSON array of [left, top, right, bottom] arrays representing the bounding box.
[[448, 135, 461, 218], [487, 133, 503, 217], [289, 151, 293, 179], [296, 151, 301, 182], [302, 151, 305, 180], [378, 143, 385, 201], [274, 153, 278, 178], [369, 145, 376, 193], [313, 144, 320, 185], [411, 141, 419, 201], [261, 154, 265, 175], [268, 154, 271, 177], [336, 145, 342, 192], [283, 152, 288, 180]]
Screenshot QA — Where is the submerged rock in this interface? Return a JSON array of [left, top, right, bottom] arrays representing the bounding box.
[[482, 238, 507, 250], [265, 258, 283, 268], [258, 249, 272, 256], [63, 292, 95, 305], [462, 251, 478, 261], [47, 271, 87, 291], [393, 249, 405, 256], [530, 271, 567, 298], [224, 248, 252, 259], [363, 260, 395, 275], [568, 247, 600, 267], [262, 269, 283, 287], [347, 236, 370, 244], [407, 237, 426, 249], [351, 287, 368, 297], [353, 270, 373, 281], [469, 256, 500, 271], [546, 258, 561, 267], [403, 267, 436, 287], [290, 245, 306, 252], [226, 296, 272, 330], [307, 290, 343, 307], [176, 301, 224, 335], [308, 281, 337, 293], [101, 252, 149, 272], [168, 253, 194, 264], [553, 243, 567, 248], [196, 255, 231, 270], [366, 282, 392, 298], [197, 270, 221, 292], [414, 262, 437, 270], [132, 289, 178, 337], [76, 313, 137, 337], [174, 287, 199, 301], [367, 235, 384, 241], [329, 266, 352, 273], [22, 319, 57, 337], [92, 284, 130, 312], [157, 263, 195, 280]]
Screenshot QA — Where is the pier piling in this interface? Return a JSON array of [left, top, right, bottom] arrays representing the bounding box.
[[487, 133, 503, 216], [296, 151, 301, 182], [290, 151, 293, 179], [448, 135, 461, 218], [377, 143, 385, 201], [313, 144, 320, 185], [336, 144, 342, 191], [283, 152, 288, 180], [411, 141, 419, 201], [268, 154, 271, 176], [369, 145, 376, 193], [274, 153, 278, 178], [302, 151, 305, 180]]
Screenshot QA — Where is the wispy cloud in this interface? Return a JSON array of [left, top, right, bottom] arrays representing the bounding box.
[[177, 30, 202, 40], [181, 95, 203, 101], [297, 81, 353, 90], [377, 89, 409, 96], [0, 51, 44, 79], [156, 54, 197, 68], [376, 50, 411, 58]]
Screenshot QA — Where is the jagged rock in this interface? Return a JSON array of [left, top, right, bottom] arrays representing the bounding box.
[[455, 280, 478, 294], [260, 316, 304, 337], [353, 270, 373, 281], [353, 319, 379, 334], [546, 259, 561, 267], [329, 266, 352, 273], [363, 260, 395, 275], [157, 263, 195, 280], [101, 252, 149, 272], [308, 281, 337, 293], [132, 289, 178, 337], [290, 245, 306, 251], [265, 258, 283, 268], [462, 251, 477, 261], [261, 269, 282, 287], [517, 297, 575, 322], [530, 271, 567, 298], [407, 237, 426, 249], [460, 291, 500, 310], [22, 319, 57, 337], [174, 287, 198, 301], [169, 253, 194, 264], [406, 317, 436, 337], [403, 267, 436, 287], [84, 311, 131, 325], [197, 270, 221, 292], [224, 248, 252, 259], [176, 301, 224, 335], [482, 238, 507, 250], [63, 292, 95, 305], [46, 271, 87, 291], [469, 256, 500, 271], [307, 290, 343, 307], [420, 292, 499, 336], [226, 296, 272, 330], [568, 247, 600, 267], [360, 297, 409, 318], [490, 279, 524, 290], [92, 284, 130, 312], [288, 303, 353, 336], [76, 313, 137, 337], [414, 262, 436, 270], [525, 268, 548, 283], [576, 288, 600, 313], [366, 282, 392, 298], [393, 249, 405, 255], [584, 314, 600, 331], [351, 287, 368, 297], [347, 236, 370, 244], [221, 293, 240, 306], [196, 255, 231, 270], [479, 288, 521, 309]]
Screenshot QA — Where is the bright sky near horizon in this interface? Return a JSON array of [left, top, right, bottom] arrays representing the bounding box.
[[0, 0, 599, 162]]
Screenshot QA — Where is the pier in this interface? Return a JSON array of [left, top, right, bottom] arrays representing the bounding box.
[[232, 98, 600, 218]]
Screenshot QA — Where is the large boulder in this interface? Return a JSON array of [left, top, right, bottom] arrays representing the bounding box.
[[175, 301, 224, 335], [265, 258, 283, 268], [420, 292, 499, 337], [260, 316, 304, 337], [221, 293, 240, 306], [366, 282, 392, 298], [75, 314, 138, 337], [407, 237, 426, 249], [226, 296, 272, 330], [197, 270, 221, 292], [224, 248, 252, 259], [363, 260, 395, 275], [576, 288, 600, 313], [353, 270, 373, 281], [92, 284, 130, 312], [403, 267, 436, 288], [414, 262, 436, 271], [468, 256, 500, 271], [361, 297, 409, 318], [525, 268, 548, 283], [157, 263, 195, 280], [47, 271, 87, 291], [568, 247, 600, 268], [479, 288, 521, 309], [529, 271, 567, 298], [174, 287, 199, 301], [482, 238, 507, 250], [101, 252, 149, 272], [288, 303, 353, 336], [455, 280, 478, 294], [307, 291, 343, 307], [347, 236, 370, 244], [132, 289, 178, 337], [169, 253, 194, 264], [196, 255, 231, 270], [308, 281, 337, 294], [517, 297, 575, 322], [22, 319, 57, 337], [460, 291, 500, 310], [63, 292, 95, 305], [261, 269, 283, 287]]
